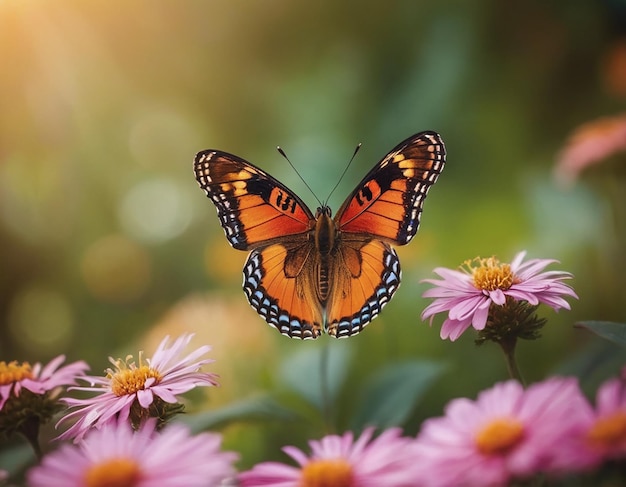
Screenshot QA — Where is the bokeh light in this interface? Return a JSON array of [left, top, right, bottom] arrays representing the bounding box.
[[8, 285, 74, 356], [80, 234, 151, 303]]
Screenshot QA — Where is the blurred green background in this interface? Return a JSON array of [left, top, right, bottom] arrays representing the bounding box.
[[1, 0, 625, 469]]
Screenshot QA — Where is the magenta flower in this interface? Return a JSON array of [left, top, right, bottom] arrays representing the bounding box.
[[421, 251, 578, 341], [0, 355, 88, 442], [239, 427, 421, 487], [0, 355, 88, 411], [28, 418, 238, 487], [57, 334, 218, 441], [549, 372, 626, 473], [413, 378, 592, 487]]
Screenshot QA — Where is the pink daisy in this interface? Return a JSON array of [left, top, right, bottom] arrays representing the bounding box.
[[585, 373, 626, 460], [0, 355, 88, 411], [421, 251, 578, 341], [549, 372, 626, 473], [0, 355, 88, 443], [554, 113, 626, 186], [57, 334, 218, 441], [27, 418, 238, 487], [413, 378, 591, 487], [239, 427, 421, 487]]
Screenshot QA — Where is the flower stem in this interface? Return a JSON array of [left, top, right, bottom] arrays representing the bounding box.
[[319, 342, 335, 434], [19, 417, 42, 460], [498, 336, 525, 386]]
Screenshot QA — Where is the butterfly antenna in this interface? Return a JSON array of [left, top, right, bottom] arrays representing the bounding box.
[[277, 146, 323, 207], [324, 142, 361, 205]]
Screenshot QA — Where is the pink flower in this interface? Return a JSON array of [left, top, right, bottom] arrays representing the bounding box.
[[555, 114, 626, 186], [550, 373, 626, 473], [0, 355, 88, 410], [0, 355, 88, 439], [57, 334, 218, 441], [421, 251, 577, 341], [586, 374, 626, 460], [239, 427, 420, 487], [27, 418, 238, 487], [413, 378, 591, 487]]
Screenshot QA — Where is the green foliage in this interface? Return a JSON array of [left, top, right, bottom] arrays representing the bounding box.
[[349, 360, 446, 431], [574, 321, 626, 347], [179, 396, 297, 434]]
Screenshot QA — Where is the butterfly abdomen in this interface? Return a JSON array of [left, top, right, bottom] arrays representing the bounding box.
[[313, 206, 336, 303]]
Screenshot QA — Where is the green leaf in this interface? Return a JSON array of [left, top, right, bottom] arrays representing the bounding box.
[[575, 321, 626, 347], [178, 395, 297, 433], [553, 338, 624, 391], [349, 360, 446, 431], [0, 443, 33, 477], [279, 342, 352, 412]]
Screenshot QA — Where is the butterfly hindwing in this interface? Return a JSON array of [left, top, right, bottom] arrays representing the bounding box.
[[335, 131, 445, 245], [325, 239, 401, 337], [194, 150, 314, 250], [243, 243, 323, 339]]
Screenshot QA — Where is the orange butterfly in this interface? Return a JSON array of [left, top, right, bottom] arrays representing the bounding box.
[[194, 131, 446, 339]]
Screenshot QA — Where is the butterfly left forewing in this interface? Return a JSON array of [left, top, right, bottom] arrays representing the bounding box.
[[335, 131, 445, 245], [194, 150, 314, 250]]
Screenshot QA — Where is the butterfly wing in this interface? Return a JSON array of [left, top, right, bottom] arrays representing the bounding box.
[[326, 238, 401, 337], [326, 131, 446, 336], [335, 131, 446, 245], [194, 150, 314, 250], [243, 243, 324, 339], [194, 150, 324, 338]]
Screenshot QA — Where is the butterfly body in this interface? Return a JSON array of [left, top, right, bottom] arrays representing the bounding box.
[[194, 131, 445, 339]]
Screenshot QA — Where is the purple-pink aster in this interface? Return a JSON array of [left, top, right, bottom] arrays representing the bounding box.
[[585, 372, 626, 461], [549, 371, 626, 473], [27, 418, 238, 487], [239, 427, 421, 487], [421, 251, 578, 341], [413, 378, 592, 487], [57, 334, 218, 441], [0, 355, 88, 410]]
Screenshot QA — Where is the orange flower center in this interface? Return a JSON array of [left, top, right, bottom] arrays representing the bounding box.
[[108, 359, 161, 397], [299, 459, 354, 487], [587, 411, 626, 448], [475, 418, 525, 455], [0, 361, 33, 385], [84, 458, 142, 487], [465, 257, 515, 291]]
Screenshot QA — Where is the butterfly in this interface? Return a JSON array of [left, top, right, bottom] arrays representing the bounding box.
[[193, 131, 445, 339]]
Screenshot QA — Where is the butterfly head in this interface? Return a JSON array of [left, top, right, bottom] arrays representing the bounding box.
[[315, 206, 332, 218]]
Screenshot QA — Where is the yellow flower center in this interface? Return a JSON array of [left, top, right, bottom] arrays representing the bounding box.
[[465, 257, 515, 291], [299, 459, 354, 487], [475, 418, 525, 455], [0, 361, 33, 385], [84, 458, 142, 487], [587, 411, 626, 448], [108, 356, 161, 397]]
